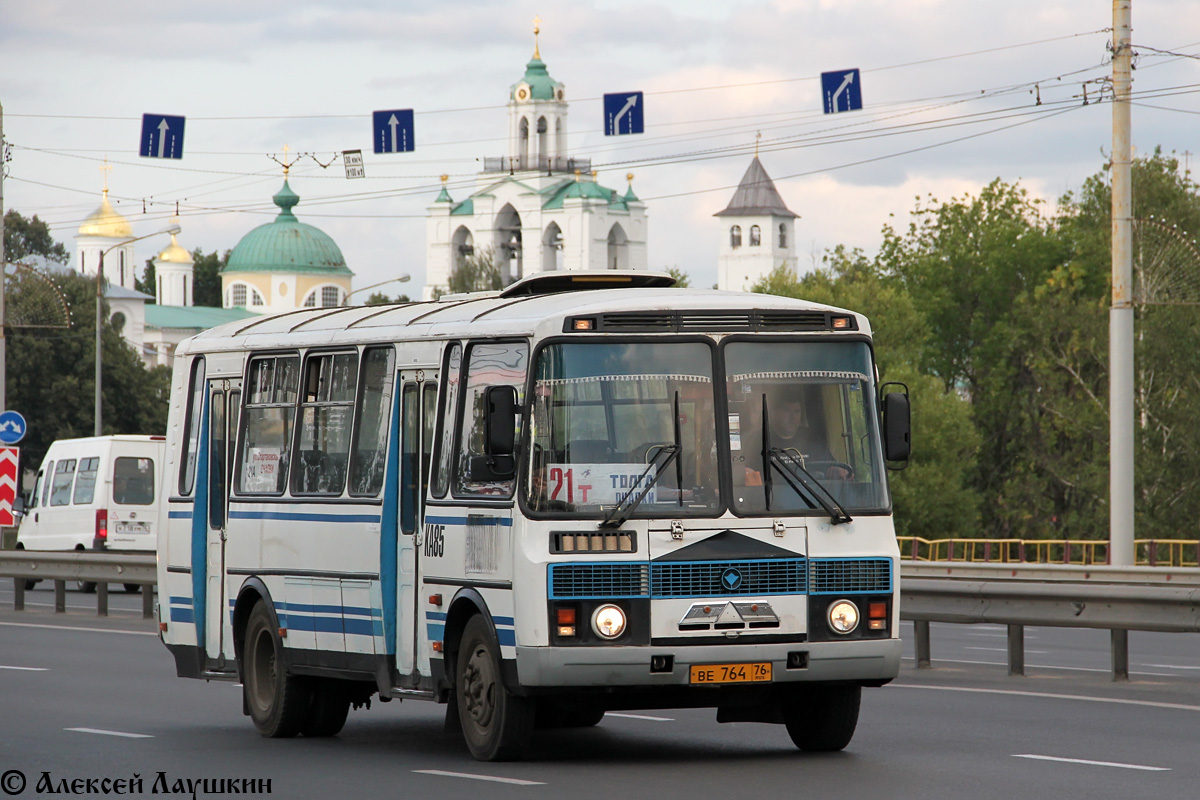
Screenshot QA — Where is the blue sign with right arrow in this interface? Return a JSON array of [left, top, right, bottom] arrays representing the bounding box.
[[821, 69, 863, 114], [373, 109, 414, 154]]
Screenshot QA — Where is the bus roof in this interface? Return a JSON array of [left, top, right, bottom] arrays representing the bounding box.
[[176, 286, 871, 356]]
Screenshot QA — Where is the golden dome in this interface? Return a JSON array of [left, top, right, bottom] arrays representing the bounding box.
[[156, 234, 192, 264], [78, 190, 133, 239]]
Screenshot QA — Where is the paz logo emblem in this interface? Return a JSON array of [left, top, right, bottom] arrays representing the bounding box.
[[721, 567, 743, 591]]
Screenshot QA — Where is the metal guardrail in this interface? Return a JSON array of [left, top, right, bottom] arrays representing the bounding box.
[[0, 551, 157, 619], [900, 562, 1200, 681]]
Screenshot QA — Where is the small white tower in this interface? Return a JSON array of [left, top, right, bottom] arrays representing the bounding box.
[[715, 157, 798, 292], [153, 221, 194, 307]]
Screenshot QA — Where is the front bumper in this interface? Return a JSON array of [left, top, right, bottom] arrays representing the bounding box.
[[515, 636, 900, 687]]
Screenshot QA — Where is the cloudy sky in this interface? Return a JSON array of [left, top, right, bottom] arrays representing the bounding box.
[[2, 1, 1197, 296]]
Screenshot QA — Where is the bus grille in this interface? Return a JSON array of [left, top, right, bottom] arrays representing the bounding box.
[[548, 563, 649, 599], [809, 558, 893, 594], [650, 559, 807, 598]]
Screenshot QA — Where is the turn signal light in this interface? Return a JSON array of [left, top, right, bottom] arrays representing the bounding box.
[[868, 602, 887, 619], [556, 608, 577, 625]]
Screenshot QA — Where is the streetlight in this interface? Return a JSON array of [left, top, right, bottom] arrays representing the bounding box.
[[341, 274, 411, 306], [95, 224, 180, 436]]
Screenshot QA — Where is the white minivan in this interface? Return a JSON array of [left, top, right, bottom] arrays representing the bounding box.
[[17, 435, 166, 590]]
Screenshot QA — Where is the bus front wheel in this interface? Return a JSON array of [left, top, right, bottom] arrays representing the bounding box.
[[783, 684, 861, 752], [456, 615, 533, 761], [243, 602, 311, 738]]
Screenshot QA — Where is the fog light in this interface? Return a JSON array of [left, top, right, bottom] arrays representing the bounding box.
[[868, 620, 886, 631], [591, 604, 627, 640], [557, 625, 577, 637], [828, 600, 860, 634]]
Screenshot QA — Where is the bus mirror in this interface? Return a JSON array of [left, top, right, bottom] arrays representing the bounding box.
[[484, 385, 519, 459], [880, 384, 911, 465]]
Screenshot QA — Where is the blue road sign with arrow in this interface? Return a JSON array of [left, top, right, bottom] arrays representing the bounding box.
[[0, 411, 27, 445], [821, 69, 863, 114], [373, 109, 414, 154], [139, 114, 186, 159], [604, 92, 644, 136]]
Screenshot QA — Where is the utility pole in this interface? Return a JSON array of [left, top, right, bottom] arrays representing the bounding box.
[[1110, 0, 1134, 566]]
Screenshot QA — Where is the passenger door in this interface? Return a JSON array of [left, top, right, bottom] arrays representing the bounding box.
[[396, 369, 437, 679], [204, 378, 241, 665]]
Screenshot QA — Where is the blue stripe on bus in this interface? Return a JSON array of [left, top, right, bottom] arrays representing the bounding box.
[[423, 515, 514, 528], [169, 596, 193, 607], [168, 510, 194, 520], [169, 607, 195, 623], [227, 510, 382, 524], [276, 601, 380, 618], [496, 628, 516, 647], [427, 622, 445, 641]]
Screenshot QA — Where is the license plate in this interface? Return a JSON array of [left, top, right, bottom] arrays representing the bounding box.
[[689, 662, 772, 684], [114, 521, 150, 534]]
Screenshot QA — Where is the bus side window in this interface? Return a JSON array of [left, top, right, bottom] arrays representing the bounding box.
[[179, 356, 206, 496], [238, 354, 300, 495], [431, 344, 462, 498], [454, 341, 529, 497], [349, 346, 396, 497], [29, 469, 45, 510], [293, 351, 358, 496]]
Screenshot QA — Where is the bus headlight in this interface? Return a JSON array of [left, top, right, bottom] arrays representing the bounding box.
[[827, 600, 860, 634], [591, 604, 627, 640]]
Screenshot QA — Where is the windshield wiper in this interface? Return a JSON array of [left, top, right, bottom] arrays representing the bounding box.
[[599, 444, 679, 529], [767, 447, 852, 525], [600, 391, 684, 529]]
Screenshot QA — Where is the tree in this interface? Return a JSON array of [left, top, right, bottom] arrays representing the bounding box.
[[665, 267, 691, 287], [7, 271, 170, 469], [191, 249, 229, 307], [4, 210, 69, 264], [364, 291, 411, 305], [444, 246, 504, 296]]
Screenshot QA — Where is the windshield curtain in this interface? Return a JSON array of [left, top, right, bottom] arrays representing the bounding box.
[[725, 340, 889, 515], [527, 342, 720, 517]]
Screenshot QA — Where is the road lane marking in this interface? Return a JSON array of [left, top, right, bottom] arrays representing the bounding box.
[[892, 683, 1200, 712], [414, 770, 543, 786], [0, 665, 48, 671], [0, 621, 156, 637], [607, 712, 673, 721], [1142, 663, 1200, 671], [964, 647, 1047, 654], [66, 728, 153, 739], [1013, 754, 1169, 771]]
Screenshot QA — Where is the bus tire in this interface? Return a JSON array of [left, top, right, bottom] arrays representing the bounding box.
[[243, 602, 311, 738], [783, 685, 861, 752], [456, 615, 533, 761], [302, 679, 351, 738]]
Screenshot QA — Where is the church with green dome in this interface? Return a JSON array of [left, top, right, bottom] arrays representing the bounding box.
[[221, 179, 355, 312]]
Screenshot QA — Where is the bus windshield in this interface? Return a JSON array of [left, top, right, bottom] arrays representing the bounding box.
[[527, 342, 720, 517], [725, 340, 889, 515]]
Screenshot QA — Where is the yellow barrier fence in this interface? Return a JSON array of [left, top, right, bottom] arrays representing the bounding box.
[[896, 537, 1199, 567]]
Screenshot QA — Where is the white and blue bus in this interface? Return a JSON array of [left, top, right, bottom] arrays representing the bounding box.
[[156, 271, 910, 761]]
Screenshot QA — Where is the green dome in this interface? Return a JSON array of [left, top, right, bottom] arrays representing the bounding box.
[[512, 56, 562, 101], [224, 181, 353, 276]]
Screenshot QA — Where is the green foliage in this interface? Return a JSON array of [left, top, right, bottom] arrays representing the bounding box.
[[4, 210, 69, 264], [363, 291, 411, 305], [190, 249, 229, 307], [444, 246, 504, 296], [665, 267, 692, 288], [6, 271, 170, 470]]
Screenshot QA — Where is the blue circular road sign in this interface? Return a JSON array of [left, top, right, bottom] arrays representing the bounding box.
[[0, 410, 27, 444]]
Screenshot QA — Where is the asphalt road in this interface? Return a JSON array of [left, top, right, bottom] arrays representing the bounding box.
[[2, 581, 1199, 800]]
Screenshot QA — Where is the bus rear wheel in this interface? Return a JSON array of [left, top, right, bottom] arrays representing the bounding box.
[[243, 602, 311, 738], [783, 684, 861, 752], [456, 615, 533, 761]]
